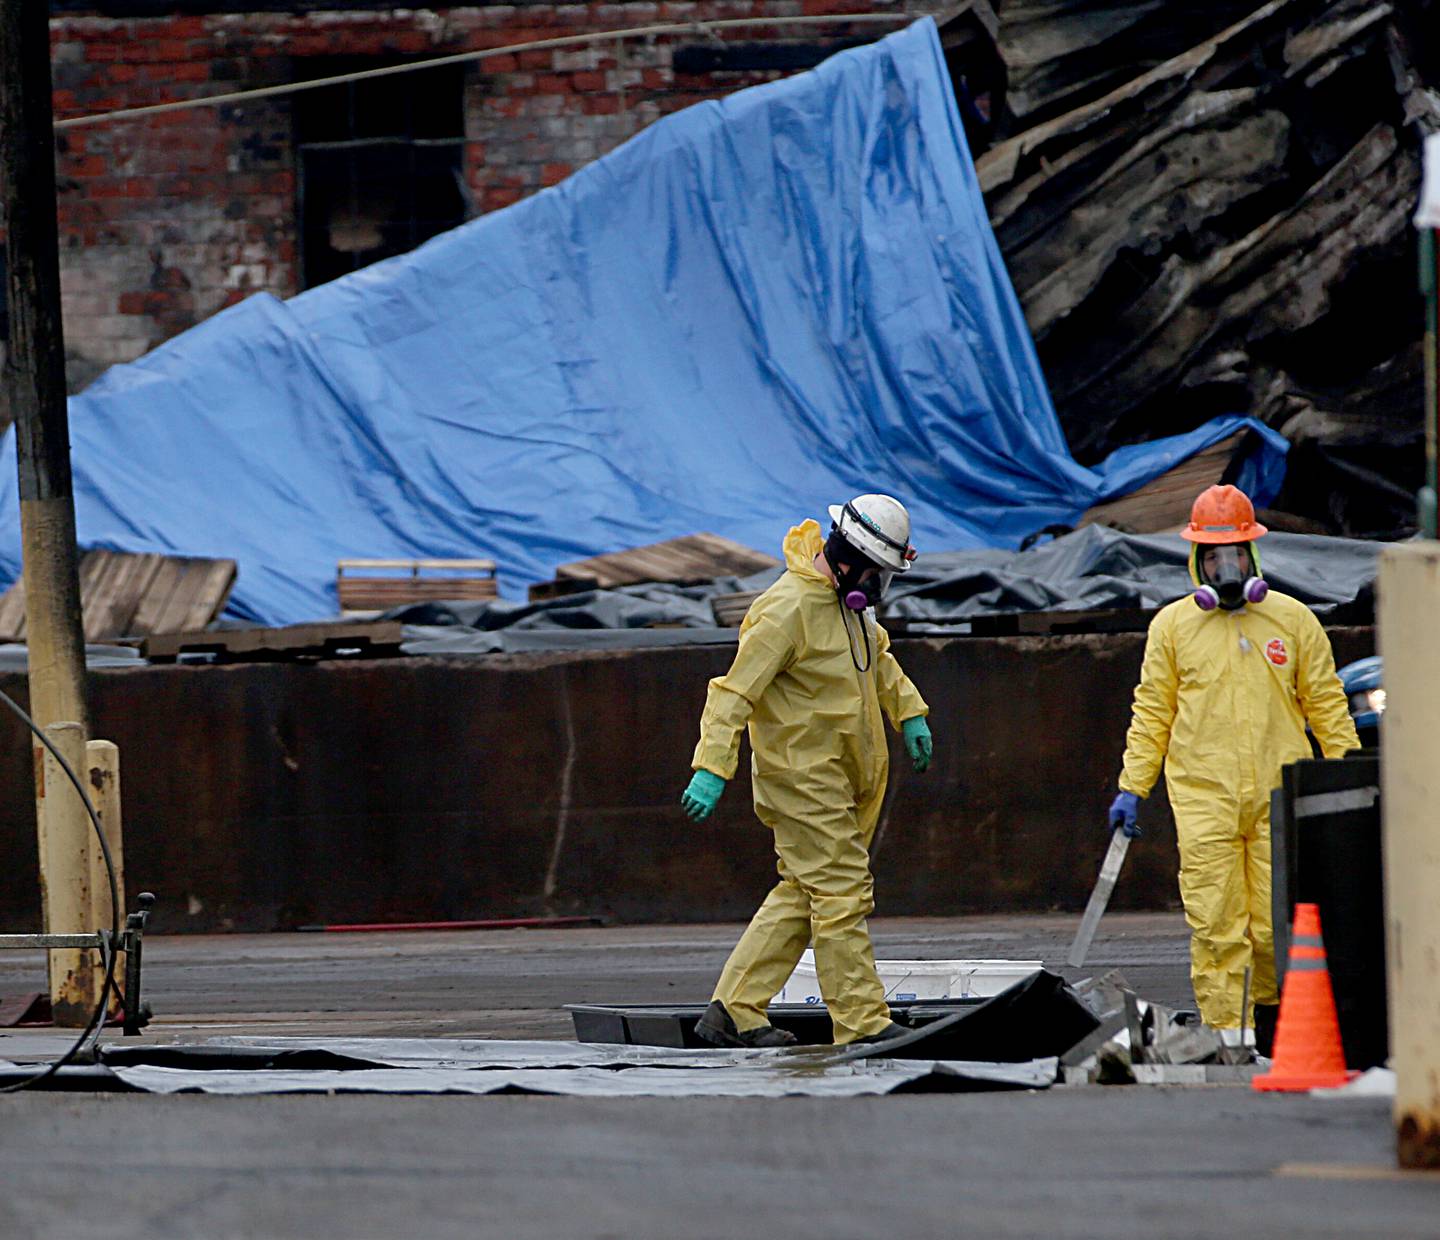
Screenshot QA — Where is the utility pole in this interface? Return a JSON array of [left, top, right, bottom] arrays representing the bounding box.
[[1, 0, 98, 1024]]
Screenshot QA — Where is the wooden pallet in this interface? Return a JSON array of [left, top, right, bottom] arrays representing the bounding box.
[[0, 550, 236, 642], [144, 621, 405, 664], [1077, 433, 1247, 534], [530, 533, 779, 601], [710, 590, 763, 627], [337, 559, 497, 612]]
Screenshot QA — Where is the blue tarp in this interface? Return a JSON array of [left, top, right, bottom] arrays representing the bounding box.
[[0, 18, 1284, 625]]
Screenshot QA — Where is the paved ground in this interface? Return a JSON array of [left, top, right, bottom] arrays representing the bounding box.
[[3, 1090, 1431, 1240], [0, 911, 1195, 1040], [3, 914, 1436, 1240]]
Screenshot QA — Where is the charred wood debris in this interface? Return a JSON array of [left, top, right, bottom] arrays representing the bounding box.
[[941, 0, 1439, 538]]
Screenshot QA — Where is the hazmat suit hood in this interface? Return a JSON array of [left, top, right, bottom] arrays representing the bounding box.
[[782, 520, 831, 584]]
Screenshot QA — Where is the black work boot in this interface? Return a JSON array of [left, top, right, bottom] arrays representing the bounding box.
[[694, 1000, 798, 1049], [850, 1021, 911, 1047], [1253, 1003, 1280, 1059]]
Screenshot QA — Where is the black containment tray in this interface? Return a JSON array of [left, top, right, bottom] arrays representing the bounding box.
[[568, 969, 1099, 1062]]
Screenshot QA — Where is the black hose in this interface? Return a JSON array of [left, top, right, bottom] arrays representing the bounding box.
[[0, 687, 121, 1093], [841, 598, 872, 673]]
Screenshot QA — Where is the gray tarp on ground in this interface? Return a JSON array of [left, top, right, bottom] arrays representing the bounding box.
[[79, 1038, 1059, 1096], [386, 525, 1383, 653], [0, 642, 145, 670], [883, 525, 1383, 626], [108, 1059, 1057, 1097]]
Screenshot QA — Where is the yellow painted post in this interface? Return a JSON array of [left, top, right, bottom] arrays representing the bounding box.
[[36, 721, 99, 1025], [85, 740, 124, 935], [1377, 542, 1440, 1168]]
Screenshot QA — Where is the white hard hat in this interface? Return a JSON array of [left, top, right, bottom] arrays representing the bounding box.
[[827, 494, 916, 573]]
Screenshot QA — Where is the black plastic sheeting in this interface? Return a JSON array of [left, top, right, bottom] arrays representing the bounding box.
[[854, 969, 1098, 1063], [0, 1061, 138, 1092], [568, 998, 988, 1048], [391, 576, 765, 655], [383, 525, 1383, 653], [883, 525, 1382, 626], [101, 1045, 384, 1072]]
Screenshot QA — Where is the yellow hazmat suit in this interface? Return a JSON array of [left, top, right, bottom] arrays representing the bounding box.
[[692, 519, 928, 1043], [1118, 590, 1358, 1027]]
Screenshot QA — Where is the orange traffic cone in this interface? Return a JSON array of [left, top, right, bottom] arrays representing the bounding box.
[[1253, 903, 1354, 1092]]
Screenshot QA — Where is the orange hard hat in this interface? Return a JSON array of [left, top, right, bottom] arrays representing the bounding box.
[[1180, 484, 1268, 544]]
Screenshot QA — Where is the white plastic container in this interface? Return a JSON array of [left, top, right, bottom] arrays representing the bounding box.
[[777, 949, 1042, 1004]]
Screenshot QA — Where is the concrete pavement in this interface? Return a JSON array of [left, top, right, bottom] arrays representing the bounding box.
[[2, 1089, 1433, 1240]]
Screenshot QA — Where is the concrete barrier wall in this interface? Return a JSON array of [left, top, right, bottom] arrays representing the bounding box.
[[0, 627, 1374, 933]]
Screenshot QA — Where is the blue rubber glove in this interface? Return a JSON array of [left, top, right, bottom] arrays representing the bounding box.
[[1108, 790, 1141, 838], [902, 716, 932, 773], [682, 770, 727, 821]]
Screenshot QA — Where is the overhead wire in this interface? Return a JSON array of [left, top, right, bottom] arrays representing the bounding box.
[[53, 13, 916, 131]]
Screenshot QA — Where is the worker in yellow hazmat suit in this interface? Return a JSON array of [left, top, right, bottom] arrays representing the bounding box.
[[1110, 485, 1358, 1053], [681, 496, 932, 1047]]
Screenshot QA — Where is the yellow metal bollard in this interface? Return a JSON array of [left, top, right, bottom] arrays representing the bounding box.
[[85, 740, 124, 935], [86, 740, 124, 1013]]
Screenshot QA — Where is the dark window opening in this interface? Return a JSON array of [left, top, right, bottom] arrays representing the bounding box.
[[672, 40, 866, 75], [295, 57, 467, 291]]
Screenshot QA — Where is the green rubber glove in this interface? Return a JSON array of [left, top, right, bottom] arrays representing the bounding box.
[[902, 716, 932, 773], [682, 769, 727, 821]]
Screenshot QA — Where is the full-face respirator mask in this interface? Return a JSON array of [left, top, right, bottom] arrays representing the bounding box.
[[824, 526, 891, 612], [1192, 542, 1268, 612]]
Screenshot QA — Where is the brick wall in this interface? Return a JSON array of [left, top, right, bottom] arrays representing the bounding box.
[[37, 2, 933, 401]]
